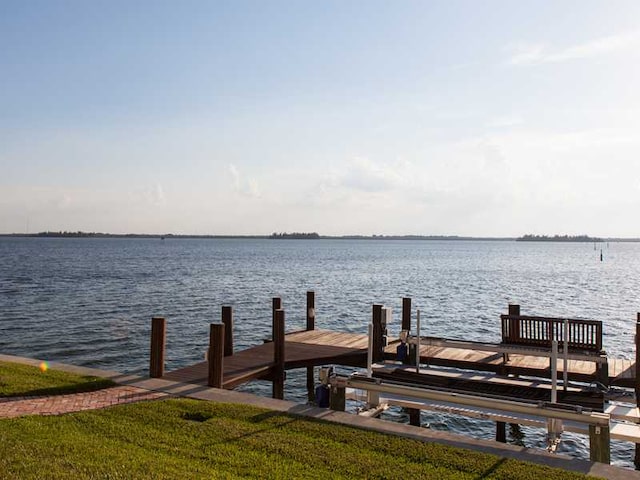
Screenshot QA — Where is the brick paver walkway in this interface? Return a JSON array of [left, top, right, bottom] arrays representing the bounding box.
[[0, 386, 168, 418]]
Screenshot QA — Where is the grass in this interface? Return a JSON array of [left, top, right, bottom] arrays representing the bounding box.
[[0, 398, 602, 480], [0, 361, 115, 397], [0, 361, 602, 479]]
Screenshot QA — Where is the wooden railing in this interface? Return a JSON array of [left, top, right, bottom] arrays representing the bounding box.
[[500, 314, 603, 353]]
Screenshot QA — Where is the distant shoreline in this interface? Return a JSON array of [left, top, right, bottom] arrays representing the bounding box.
[[1, 232, 639, 242]]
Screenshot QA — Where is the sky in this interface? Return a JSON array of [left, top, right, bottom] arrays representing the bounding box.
[[1, 1, 640, 237]]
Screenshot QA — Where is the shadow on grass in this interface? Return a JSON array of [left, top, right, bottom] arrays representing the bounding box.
[[475, 457, 507, 479]]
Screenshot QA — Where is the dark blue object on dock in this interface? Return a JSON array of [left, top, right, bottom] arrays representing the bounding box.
[[316, 384, 330, 408], [396, 342, 408, 362]]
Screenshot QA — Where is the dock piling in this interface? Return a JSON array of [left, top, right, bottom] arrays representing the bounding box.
[[635, 314, 640, 470], [589, 424, 611, 464], [208, 323, 225, 388], [508, 304, 521, 341], [272, 297, 282, 339], [408, 408, 420, 427], [222, 306, 233, 357], [496, 421, 507, 443], [330, 384, 346, 411], [372, 304, 384, 363], [306, 291, 315, 331], [402, 297, 411, 332], [149, 317, 166, 378], [306, 291, 316, 402], [273, 308, 285, 399]]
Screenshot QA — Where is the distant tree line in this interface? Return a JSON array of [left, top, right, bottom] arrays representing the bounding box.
[[36, 231, 102, 237], [517, 234, 603, 242], [269, 232, 320, 239]]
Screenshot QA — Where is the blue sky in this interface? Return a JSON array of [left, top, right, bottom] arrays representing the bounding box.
[[1, 1, 639, 236]]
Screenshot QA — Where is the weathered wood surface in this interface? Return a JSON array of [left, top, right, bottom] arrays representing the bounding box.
[[384, 341, 635, 387], [164, 328, 635, 389], [163, 329, 369, 388]]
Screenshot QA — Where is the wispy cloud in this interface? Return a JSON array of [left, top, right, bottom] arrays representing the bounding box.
[[147, 183, 166, 206], [336, 157, 409, 193], [508, 30, 640, 66], [228, 164, 261, 198]]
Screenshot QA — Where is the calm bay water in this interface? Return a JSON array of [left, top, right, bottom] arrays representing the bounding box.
[[1, 237, 639, 467]]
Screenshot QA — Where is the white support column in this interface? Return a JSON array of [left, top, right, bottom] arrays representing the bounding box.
[[551, 340, 558, 404], [416, 309, 421, 374], [563, 318, 569, 391]]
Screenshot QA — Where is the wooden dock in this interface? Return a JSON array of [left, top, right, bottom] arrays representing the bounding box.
[[153, 294, 639, 395], [161, 329, 635, 390], [163, 329, 369, 388], [150, 295, 640, 467]]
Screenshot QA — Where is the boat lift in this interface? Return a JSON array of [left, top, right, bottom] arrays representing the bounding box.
[[321, 308, 640, 464]]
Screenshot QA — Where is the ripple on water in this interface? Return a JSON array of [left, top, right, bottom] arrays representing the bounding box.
[[2, 238, 640, 467]]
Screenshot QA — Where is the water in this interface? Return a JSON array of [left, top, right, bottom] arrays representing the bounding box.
[[1, 237, 639, 467]]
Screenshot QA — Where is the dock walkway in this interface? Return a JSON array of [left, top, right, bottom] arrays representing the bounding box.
[[163, 329, 635, 389], [163, 329, 369, 388]]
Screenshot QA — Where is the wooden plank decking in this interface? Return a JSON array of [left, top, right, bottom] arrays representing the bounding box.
[[163, 329, 637, 389], [163, 329, 369, 388]]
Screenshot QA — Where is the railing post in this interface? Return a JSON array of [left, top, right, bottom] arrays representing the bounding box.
[[273, 308, 285, 400], [496, 421, 506, 443], [222, 306, 233, 357], [306, 291, 316, 402], [402, 297, 411, 332], [149, 317, 166, 378], [208, 323, 225, 388]]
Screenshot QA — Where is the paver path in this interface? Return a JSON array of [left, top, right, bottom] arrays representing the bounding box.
[[0, 386, 167, 418]]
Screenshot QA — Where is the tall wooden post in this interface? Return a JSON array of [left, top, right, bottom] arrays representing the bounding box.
[[330, 384, 346, 411], [408, 408, 420, 427], [272, 297, 282, 340], [306, 291, 315, 331], [222, 306, 233, 357], [635, 314, 640, 470], [496, 421, 507, 443], [589, 424, 611, 464], [402, 297, 411, 332], [508, 304, 521, 341], [306, 291, 316, 401], [273, 308, 285, 399], [208, 323, 225, 388], [149, 317, 166, 378], [372, 304, 384, 363], [636, 314, 640, 399]]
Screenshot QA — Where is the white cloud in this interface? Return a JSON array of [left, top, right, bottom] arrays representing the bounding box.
[[485, 115, 523, 129], [508, 30, 640, 66], [147, 183, 166, 206], [338, 157, 410, 193], [228, 163, 261, 198]]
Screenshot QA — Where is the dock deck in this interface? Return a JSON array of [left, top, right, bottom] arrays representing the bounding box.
[[163, 329, 369, 388], [163, 329, 636, 389]]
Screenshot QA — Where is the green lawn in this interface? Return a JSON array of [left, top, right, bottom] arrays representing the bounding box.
[[1, 398, 600, 480], [0, 361, 601, 479], [0, 361, 115, 397]]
